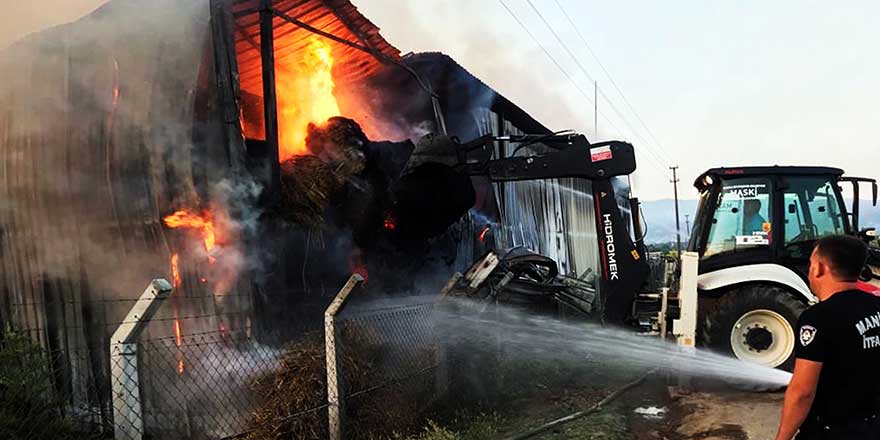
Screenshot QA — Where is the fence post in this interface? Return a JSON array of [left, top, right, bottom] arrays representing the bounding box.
[[433, 273, 460, 398], [325, 274, 363, 440], [110, 279, 172, 440]]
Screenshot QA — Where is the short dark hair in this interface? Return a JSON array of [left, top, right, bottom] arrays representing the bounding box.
[[814, 235, 868, 281]]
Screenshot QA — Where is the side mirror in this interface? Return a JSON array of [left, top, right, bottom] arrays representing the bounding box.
[[788, 204, 797, 214]]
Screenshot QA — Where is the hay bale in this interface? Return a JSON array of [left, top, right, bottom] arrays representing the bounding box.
[[246, 334, 329, 440], [245, 323, 441, 440], [278, 117, 369, 229], [279, 155, 363, 228], [305, 117, 368, 164], [244, 328, 386, 440]]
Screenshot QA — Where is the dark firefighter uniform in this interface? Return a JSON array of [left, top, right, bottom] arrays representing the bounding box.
[[795, 289, 880, 439]]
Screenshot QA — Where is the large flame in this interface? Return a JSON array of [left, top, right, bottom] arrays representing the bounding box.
[[164, 209, 222, 377], [276, 38, 341, 160], [163, 209, 216, 254]]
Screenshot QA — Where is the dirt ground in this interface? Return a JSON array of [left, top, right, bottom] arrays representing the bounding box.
[[627, 380, 784, 440], [501, 375, 785, 440], [660, 387, 783, 439]]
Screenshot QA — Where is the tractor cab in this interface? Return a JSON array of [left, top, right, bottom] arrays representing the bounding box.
[[688, 166, 877, 282], [683, 166, 878, 369]]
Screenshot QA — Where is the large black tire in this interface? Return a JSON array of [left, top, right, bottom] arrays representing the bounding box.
[[701, 284, 807, 372]]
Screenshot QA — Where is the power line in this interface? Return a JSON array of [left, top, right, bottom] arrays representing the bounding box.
[[497, 0, 666, 173], [597, 86, 672, 169], [552, 0, 677, 165], [497, 0, 669, 174], [497, 0, 593, 105], [522, 0, 673, 169], [523, 0, 596, 85]]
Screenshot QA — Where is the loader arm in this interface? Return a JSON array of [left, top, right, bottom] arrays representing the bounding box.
[[452, 133, 650, 323], [454, 133, 637, 182]]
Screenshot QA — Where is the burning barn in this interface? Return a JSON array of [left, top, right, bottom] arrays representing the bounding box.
[[0, 0, 630, 435]]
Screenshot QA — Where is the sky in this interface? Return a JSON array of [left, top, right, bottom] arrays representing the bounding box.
[[4, 0, 880, 200]]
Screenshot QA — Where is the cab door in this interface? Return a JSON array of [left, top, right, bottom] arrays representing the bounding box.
[[777, 175, 849, 278]]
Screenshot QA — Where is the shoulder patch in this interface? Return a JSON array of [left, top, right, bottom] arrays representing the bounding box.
[[800, 325, 817, 346]]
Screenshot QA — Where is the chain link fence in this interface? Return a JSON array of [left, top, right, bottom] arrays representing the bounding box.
[[137, 331, 283, 439], [99, 278, 451, 439], [4, 276, 630, 440], [331, 301, 447, 439], [5, 277, 489, 440]]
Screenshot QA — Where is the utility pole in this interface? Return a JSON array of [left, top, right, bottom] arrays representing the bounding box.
[[684, 213, 691, 236], [670, 166, 682, 256], [594, 80, 598, 139]]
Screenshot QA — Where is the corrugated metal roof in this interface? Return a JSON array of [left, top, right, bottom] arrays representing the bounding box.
[[231, 0, 401, 96], [400, 52, 553, 137]]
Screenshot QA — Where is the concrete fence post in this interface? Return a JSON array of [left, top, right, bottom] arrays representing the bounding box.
[[325, 274, 364, 440], [433, 273, 460, 397], [110, 279, 172, 440]]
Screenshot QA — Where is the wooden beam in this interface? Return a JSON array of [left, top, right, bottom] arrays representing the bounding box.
[[259, 0, 280, 193], [272, 8, 385, 62]]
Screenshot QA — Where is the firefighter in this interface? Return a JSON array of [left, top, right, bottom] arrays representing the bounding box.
[[775, 235, 880, 440]]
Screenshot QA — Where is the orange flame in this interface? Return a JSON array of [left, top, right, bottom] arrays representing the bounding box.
[[170, 253, 181, 288], [164, 209, 216, 254], [169, 250, 186, 376], [174, 319, 183, 346], [276, 39, 341, 160], [174, 319, 185, 375]]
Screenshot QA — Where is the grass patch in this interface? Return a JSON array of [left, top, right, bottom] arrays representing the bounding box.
[[403, 413, 503, 440], [0, 331, 91, 440], [548, 411, 629, 440]]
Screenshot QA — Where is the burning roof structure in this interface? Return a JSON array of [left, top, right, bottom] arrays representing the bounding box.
[[0, 0, 625, 434]]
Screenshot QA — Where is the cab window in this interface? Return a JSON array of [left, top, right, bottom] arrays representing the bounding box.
[[704, 178, 773, 258], [782, 176, 845, 258]]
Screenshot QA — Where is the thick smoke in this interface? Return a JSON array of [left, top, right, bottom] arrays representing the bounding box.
[[0, 1, 107, 50], [354, 0, 605, 140], [0, 0, 251, 342], [0, 4, 286, 437]]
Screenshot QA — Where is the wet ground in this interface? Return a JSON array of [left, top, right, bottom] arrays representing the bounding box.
[[499, 374, 784, 440], [627, 378, 783, 440], [657, 387, 783, 439]]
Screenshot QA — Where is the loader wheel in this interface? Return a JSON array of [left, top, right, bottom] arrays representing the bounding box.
[[701, 285, 806, 371]]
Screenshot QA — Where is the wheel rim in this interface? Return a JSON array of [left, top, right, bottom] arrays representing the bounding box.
[[729, 309, 794, 368]]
